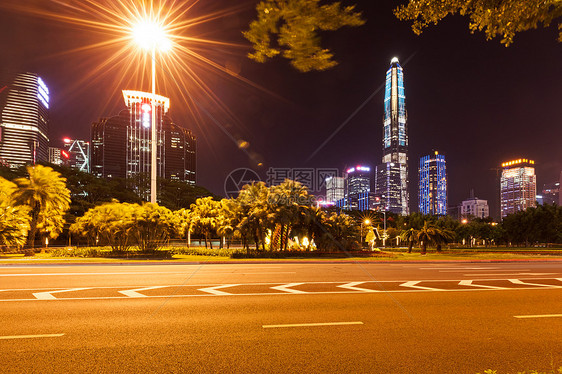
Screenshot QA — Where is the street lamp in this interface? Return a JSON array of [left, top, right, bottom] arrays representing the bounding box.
[[360, 219, 370, 247], [131, 20, 172, 204], [382, 211, 387, 247]]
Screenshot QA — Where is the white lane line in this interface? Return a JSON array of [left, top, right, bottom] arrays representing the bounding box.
[[0, 272, 179, 277], [263, 321, 363, 328], [33, 288, 92, 300], [118, 286, 169, 298], [458, 280, 507, 289], [270, 283, 307, 294], [400, 281, 443, 291], [0, 333, 65, 340], [463, 273, 556, 276], [436, 268, 519, 272], [198, 284, 240, 296], [337, 282, 378, 292], [508, 279, 562, 288], [420, 268, 501, 271], [514, 314, 562, 319]]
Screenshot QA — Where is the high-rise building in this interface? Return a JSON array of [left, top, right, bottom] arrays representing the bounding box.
[[344, 165, 371, 211], [418, 151, 447, 215], [538, 180, 560, 206], [460, 196, 489, 219], [0, 72, 50, 167], [91, 90, 196, 199], [48, 147, 63, 166], [375, 58, 409, 215], [500, 158, 536, 218], [325, 176, 345, 203], [62, 138, 90, 172]]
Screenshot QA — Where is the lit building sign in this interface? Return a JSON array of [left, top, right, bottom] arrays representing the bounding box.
[[501, 159, 535, 168], [37, 77, 49, 109], [347, 166, 370, 173]]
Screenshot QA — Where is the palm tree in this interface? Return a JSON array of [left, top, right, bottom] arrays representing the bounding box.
[[13, 165, 71, 253], [416, 220, 452, 255], [237, 182, 271, 251], [0, 177, 31, 250], [269, 180, 310, 250], [400, 228, 418, 253], [190, 197, 220, 249]]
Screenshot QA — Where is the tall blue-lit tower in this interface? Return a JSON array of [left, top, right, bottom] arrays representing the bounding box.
[[375, 57, 409, 215], [418, 151, 447, 215]]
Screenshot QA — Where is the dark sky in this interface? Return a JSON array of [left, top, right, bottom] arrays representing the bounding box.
[[1, 0, 561, 218]]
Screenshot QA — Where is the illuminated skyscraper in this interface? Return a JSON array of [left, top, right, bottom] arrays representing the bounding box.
[[91, 90, 196, 199], [375, 58, 409, 215], [325, 176, 345, 203], [0, 72, 50, 166], [500, 159, 536, 218], [418, 151, 447, 215], [62, 138, 90, 172]]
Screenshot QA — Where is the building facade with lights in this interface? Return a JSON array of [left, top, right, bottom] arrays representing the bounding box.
[[62, 138, 90, 172], [325, 176, 345, 203], [500, 159, 536, 218], [375, 58, 409, 215], [460, 197, 489, 219], [0, 72, 50, 167], [418, 151, 447, 215], [91, 90, 196, 199]]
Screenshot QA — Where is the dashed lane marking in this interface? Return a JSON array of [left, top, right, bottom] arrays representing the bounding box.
[[514, 314, 562, 319], [0, 334, 64, 340], [263, 322, 363, 328]]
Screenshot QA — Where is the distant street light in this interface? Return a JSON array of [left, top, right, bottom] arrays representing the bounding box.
[[360, 219, 371, 247], [131, 19, 172, 204]]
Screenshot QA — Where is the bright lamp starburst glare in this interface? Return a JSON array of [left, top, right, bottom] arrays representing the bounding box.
[[0, 0, 282, 166], [131, 20, 172, 52]]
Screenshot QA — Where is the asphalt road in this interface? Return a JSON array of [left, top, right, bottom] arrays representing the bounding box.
[[1, 261, 561, 373]]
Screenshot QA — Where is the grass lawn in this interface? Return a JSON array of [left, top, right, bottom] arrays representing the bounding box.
[[0, 247, 561, 264]]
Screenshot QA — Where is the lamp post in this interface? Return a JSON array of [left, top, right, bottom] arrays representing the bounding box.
[[382, 211, 387, 247], [132, 21, 172, 204]]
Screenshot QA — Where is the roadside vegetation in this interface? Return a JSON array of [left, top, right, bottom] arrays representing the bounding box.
[[0, 164, 561, 260]]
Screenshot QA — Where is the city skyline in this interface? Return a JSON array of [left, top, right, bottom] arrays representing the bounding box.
[[0, 1, 560, 215]]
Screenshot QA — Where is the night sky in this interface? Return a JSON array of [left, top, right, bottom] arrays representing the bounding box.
[[1, 0, 561, 218]]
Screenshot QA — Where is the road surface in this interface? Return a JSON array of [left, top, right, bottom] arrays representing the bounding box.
[[1, 261, 561, 373]]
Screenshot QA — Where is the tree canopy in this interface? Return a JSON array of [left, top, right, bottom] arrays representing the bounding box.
[[395, 0, 562, 46], [244, 0, 365, 72]]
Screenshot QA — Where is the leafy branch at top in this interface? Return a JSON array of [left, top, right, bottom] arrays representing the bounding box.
[[243, 0, 365, 72]]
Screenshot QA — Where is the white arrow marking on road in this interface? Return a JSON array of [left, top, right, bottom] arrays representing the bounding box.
[[337, 282, 378, 292], [399, 281, 443, 291], [33, 288, 92, 300], [508, 279, 562, 288], [118, 286, 169, 298], [458, 280, 507, 289], [270, 283, 307, 294], [198, 284, 240, 296]]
